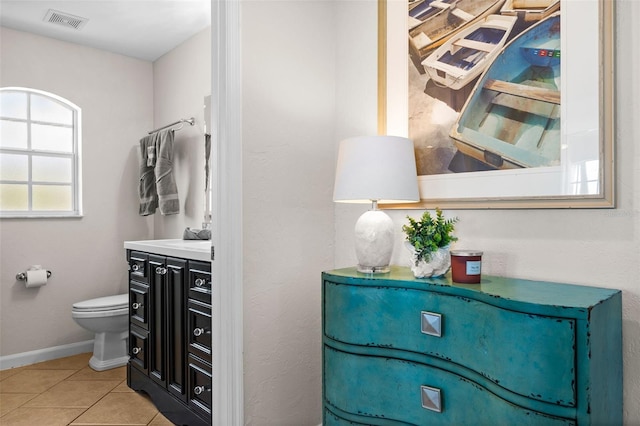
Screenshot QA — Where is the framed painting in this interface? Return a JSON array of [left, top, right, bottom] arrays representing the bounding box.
[[379, 0, 615, 209]]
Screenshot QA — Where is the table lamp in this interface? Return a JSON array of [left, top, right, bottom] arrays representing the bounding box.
[[333, 135, 420, 273]]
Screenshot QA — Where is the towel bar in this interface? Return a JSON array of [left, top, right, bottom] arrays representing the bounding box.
[[148, 117, 195, 134]]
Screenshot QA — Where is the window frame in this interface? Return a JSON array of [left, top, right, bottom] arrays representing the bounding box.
[[0, 87, 83, 218]]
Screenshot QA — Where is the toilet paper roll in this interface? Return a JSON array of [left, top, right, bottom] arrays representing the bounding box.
[[25, 269, 48, 288]]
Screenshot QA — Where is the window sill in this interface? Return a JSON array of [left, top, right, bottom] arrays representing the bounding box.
[[0, 214, 84, 219]]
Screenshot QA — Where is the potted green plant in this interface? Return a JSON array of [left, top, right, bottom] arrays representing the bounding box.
[[402, 208, 458, 278]]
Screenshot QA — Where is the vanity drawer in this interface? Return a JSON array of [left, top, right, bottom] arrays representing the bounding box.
[[129, 282, 149, 330], [187, 300, 212, 362], [128, 251, 149, 284], [129, 325, 149, 375], [188, 260, 212, 303], [324, 347, 574, 426], [324, 282, 576, 407], [187, 354, 212, 420]]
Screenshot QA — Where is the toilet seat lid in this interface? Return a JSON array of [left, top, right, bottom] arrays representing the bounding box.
[[73, 294, 128, 311]]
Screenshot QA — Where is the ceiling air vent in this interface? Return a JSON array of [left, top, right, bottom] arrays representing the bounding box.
[[43, 9, 88, 30]]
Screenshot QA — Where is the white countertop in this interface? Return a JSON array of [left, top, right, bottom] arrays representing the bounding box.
[[124, 239, 211, 262]]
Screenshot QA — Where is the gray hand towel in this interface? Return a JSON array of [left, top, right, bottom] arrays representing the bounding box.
[[183, 227, 211, 240], [138, 135, 158, 215], [205, 133, 211, 192], [155, 130, 180, 215]]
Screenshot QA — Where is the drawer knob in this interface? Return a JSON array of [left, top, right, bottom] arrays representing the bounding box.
[[131, 264, 140, 272], [194, 385, 209, 395], [193, 327, 209, 337], [132, 302, 142, 310], [155, 267, 167, 275], [195, 278, 206, 287], [132, 347, 141, 355], [421, 311, 442, 337], [421, 385, 442, 413]]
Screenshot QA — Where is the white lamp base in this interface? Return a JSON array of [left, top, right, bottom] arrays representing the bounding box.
[[354, 209, 394, 273]]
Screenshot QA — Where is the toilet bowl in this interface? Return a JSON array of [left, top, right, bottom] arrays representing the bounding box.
[[72, 294, 129, 371]]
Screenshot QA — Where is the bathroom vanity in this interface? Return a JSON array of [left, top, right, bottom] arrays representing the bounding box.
[[125, 239, 212, 426], [322, 267, 622, 425]]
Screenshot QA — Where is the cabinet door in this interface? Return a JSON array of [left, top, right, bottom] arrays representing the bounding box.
[[188, 354, 212, 420], [149, 255, 167, 387], [188, 300, 212, 363], [166, 257, 188, 401], [129, 325, 149, 375], [129, 282, 149, 330], [128, 251, 149, 284], [188, 260, 212, 303]]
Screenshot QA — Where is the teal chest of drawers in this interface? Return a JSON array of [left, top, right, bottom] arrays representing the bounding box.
[[322, 267, 622, 425]]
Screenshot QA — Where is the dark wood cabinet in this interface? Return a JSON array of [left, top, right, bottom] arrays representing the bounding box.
[[188, 353, 213, 420], [127, 250, 211, 426]]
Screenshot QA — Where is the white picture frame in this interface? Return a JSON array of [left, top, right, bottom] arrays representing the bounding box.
[[379, 0, 615, 209]]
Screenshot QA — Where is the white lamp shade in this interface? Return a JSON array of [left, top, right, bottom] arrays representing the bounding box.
[[333, 135, 420, 203]]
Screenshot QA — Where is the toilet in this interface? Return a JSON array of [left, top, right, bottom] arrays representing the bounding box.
[[71, 294, 129, 371]]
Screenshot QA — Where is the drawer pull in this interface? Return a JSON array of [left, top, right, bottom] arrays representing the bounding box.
[[132, 302, 143, 310], [131, 264, 140, 272], [421, 311, 442, 337], [132, 347, 141, 355], [193, 327, 209, 337], [195, 278, 206, 287], [194, 385, 209, 395], [421, 385, 442, 413], [155, 267, 167, 275]]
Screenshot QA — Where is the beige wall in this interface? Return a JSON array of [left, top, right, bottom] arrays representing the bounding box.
[[153, 27, 211, 239], [241, 1, 336, 424], [0, 27, 154, 355], [334, 1, 640, 423]]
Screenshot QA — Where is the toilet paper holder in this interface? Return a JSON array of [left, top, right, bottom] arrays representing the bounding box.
[[16, 270, 52, 281]]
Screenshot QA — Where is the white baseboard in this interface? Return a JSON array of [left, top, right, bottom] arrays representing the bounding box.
[[0, 340, 94, 370]]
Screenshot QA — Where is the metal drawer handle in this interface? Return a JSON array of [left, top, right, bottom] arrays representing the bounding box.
[[193, 327, 208, 337], [194, 385, 208, 395], [132, 347, 141, 355], [132, 302, 142, 310], [131, 264, 140, 272], [421, 311, 442, 337], [421, 385, 442, 413], [155, 267, 167, 275], [195, 278, 206, 287]]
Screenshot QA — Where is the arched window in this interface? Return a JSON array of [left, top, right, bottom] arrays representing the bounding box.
[[0, 87, 82, 217]]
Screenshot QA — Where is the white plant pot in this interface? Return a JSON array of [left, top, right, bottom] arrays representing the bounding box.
[[405, 243, 451, 278]]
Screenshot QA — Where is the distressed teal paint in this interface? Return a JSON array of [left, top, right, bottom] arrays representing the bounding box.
[[326, 347, 574, 426], [325, 283, 576, 406], [322, 267, 622, 425]]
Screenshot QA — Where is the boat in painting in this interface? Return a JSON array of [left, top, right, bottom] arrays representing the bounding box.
[[409, 0, 505, 72], [500, 0, 560, 22], [409, 0, 455, 30], [449, 12, 561, 169], [421, 14, 517, 90]]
